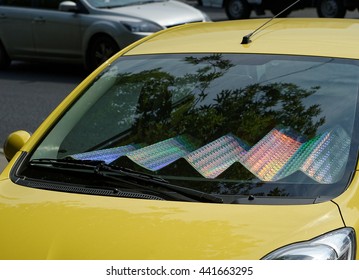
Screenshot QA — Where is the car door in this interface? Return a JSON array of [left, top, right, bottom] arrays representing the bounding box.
[[31, 0, 82, 61], [0, 0, 36, 58]]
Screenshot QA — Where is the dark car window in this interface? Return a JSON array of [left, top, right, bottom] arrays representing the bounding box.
[[28, 53, 359, 201], [0, 0, 31, 7], [36, 0, 63, 9]]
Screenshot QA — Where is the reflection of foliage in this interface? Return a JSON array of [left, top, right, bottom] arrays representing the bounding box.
[[184, 54, 234, 105], [168, 82, 324, 147], [213, 83, 324, 144], [114, 54, 325, 195], [133, 69, 174, 141], [131, 54, 235, 144], [130, 55, 324, 147], [268, 187, 289, 196]]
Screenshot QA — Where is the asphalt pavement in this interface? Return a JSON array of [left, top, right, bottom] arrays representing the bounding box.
[[0, 149, 7, 173]]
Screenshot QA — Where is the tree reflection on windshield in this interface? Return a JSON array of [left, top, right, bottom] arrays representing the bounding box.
[[128, 54, 324, 147], [60, 53, 359, 198]]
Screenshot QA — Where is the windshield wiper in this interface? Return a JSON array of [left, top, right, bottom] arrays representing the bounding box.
[[29, 158, 223, 203], [95, 163, 223, 203]]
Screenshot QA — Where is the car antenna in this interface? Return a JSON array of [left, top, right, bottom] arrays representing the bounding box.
[[241, 0, 302, 45]]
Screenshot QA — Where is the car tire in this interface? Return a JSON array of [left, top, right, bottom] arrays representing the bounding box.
[[0, 41, 11, 70], [225, 0, 251, 20], [86, 35, 120, 71], [316, 0, 346, 18]]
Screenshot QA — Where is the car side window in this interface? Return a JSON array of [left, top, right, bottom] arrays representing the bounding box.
[[37, 0, 63, 10], [0, 0, 31, 7]]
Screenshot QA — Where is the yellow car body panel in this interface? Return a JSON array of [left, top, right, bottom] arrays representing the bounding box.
[[125, 19, 359, 59], [334, 172, 359, 233], [1, 18, 359, 259], [0, 178, 344, 260]]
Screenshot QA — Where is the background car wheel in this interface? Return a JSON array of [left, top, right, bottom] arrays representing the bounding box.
[[86, 35, 120, 71], [316, 0, 346, 18], [0, 41, 11, 70], [225, 0, 251, 19]]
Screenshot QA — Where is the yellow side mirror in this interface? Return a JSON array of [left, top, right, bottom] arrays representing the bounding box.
[[3, 130, 31, 161]]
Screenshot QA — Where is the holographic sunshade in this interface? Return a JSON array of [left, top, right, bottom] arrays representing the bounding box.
[[299, 126, 351, 184], [126, 135, 198, 171], [240, 127, 304, 181], [241, 126, 350, 184], [69, 126, 350, 184], [184, 134, 248, 178], [70, 144, 141, 164]]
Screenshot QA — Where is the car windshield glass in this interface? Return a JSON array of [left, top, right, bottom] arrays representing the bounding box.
[[87, 0, 165, 8], [29, 53, 359, 199]]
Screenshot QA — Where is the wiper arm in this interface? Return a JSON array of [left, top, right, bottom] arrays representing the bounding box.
[[95, 163, 223, 203], [29, 158, 223, 203], [30, 158, 102, 167]]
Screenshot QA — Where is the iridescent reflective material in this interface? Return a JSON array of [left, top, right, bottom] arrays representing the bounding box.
[[241, 126, 351, 183], [184, 134, 248, 178], [299, 126, 350, 183], [271, 126, 350, 183], [71, 144, 140, 164], [127, 135, 197, 171], [69, 126, 351, 184], [241, 128, 303, 181]]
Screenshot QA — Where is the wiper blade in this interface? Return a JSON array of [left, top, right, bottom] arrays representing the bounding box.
[[29, 158, 104, 171], [29, 158, 223, 203], [96, 163, 223, 203]]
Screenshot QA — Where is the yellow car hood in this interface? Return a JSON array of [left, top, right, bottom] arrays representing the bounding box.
[[0, 178, 344, 260]]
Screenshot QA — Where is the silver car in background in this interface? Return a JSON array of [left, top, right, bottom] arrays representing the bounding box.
[[199, 0, 359, 20], [199, 0, 308, 19], [0, 0, 210, 70]]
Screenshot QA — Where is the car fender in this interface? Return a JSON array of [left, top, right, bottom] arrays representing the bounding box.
[[333, 171, 359, 232], [80, 19, 127, 54]]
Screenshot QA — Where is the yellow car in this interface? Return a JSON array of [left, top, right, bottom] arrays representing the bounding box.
[[1, 18, 359, 260]]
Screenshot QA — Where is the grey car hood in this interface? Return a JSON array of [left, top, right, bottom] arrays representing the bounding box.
[[111, 0, 206, 27]]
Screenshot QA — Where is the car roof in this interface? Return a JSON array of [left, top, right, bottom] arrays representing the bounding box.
[[124, 18, 359, 59]]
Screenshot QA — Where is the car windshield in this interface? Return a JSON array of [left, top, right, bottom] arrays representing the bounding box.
[[29, 53, 359, 200], [87, 0, 165, 8]]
